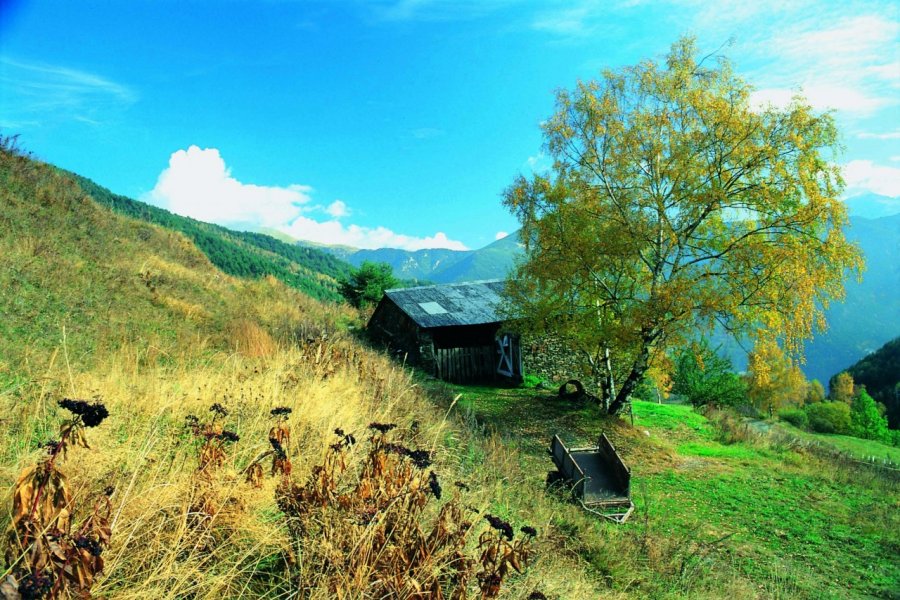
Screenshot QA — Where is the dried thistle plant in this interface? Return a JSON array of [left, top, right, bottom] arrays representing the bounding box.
[[4, 398, 112, 599], [185, 404, 240, 526], [272, 424, 537, 599]]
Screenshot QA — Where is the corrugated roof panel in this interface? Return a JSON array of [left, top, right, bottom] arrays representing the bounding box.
[[384, 279, 506, 328]]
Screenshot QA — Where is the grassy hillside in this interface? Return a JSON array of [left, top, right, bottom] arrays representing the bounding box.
[[66, 171, 352, 302], [0, 144, 592, 598], [0, 145, 350, 373]]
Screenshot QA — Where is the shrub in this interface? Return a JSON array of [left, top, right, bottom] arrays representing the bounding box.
[[672, 340, 747, 407], [829, 371, 855, 403], [275, 423, 537, 598], [522, 373, 547, 389], [779, 408, 809, 430], [850, 389, 890, 442], [805, 401, 851, 434], [805, 379, 826, 404]]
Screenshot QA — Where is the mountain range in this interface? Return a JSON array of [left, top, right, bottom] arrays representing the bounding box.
[[311, 209, 899, 385], [844, 192, 900, 220], [304, 232, 524, 285]]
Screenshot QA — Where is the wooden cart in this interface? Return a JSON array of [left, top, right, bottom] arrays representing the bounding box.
[[549, 433, 635, 523]]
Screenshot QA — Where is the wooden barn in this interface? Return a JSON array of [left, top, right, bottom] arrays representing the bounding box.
[[367, 280, 522, 384]]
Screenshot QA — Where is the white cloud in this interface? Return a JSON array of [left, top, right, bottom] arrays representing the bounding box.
[[748, 14, 900, 117], [858, 130, 900, 140], [280, 217, 468, 251], [495, 231, 509, 240], [525, 151, 551, 173], [891, 156, 900, 162], [750, 84, 885, 113], [843, 160, 900, 197], [144, 146, 312, 227], [326, 200, 349, 218], [0, 57, 135, 127], [146, 146, 468, 251]]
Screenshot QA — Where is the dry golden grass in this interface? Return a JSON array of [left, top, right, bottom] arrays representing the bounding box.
[[1, 333, 602, 599]]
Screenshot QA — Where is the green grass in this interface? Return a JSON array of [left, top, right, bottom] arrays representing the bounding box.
[[444, 383, 900, 599], [675, 441, 766, 460], [780, 422, 900, 464], [65, 169, 352, 302], [633, 400, 713, 436]]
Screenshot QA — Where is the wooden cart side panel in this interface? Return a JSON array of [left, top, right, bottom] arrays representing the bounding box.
[[597, 433, 631, 496], [550, 435, 586, 498]]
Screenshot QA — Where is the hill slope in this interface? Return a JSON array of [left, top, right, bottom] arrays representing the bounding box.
[[802, 214, 900, 383], [845, 336, 900, 428], [0, 145, 347, 371], [67, 172, 352, 302]]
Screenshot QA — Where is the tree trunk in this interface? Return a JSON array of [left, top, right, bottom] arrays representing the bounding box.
[[607, 334, 654, 416], [603, 347, 615, 413]]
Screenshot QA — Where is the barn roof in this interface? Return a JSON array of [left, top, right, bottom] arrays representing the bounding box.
[[382, 279, 506, 329]]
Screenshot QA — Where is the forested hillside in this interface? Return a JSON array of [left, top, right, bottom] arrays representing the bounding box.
[[845, 336, 900, 428], [67, 171, 353, 302]]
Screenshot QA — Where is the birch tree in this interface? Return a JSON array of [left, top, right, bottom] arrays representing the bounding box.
[[503, 37, 863, 415]]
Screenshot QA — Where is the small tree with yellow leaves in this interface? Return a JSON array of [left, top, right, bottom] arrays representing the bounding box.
[[746, 337, 808, 416], [829, 371, 856, 404]]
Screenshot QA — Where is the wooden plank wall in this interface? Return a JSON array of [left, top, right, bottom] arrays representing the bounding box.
[[434, 345, 496, 383]]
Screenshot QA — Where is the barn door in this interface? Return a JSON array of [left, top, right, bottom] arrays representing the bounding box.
[[496, 334, 522, 379]]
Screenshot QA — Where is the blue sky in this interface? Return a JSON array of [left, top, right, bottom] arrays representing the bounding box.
[[2, 0, 898, 250]]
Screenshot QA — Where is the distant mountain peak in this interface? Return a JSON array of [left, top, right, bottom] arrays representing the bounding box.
[[844, 193, 900, 219]]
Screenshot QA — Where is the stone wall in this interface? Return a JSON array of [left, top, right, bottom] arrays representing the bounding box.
[[521, 334, 602, 392]]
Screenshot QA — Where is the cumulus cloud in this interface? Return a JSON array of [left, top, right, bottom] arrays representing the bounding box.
[[843, 160, 900, 197], [145, 146, 468, 251], [326, 200, 349, 218], [144, 146, 312, 227], [495, 231, 509, 240]]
